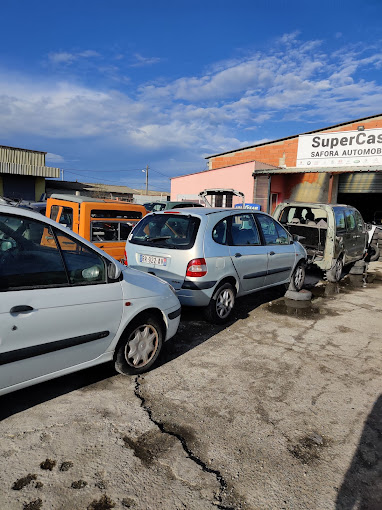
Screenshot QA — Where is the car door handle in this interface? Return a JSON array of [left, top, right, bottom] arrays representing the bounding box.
[[234, 253, 242, 257], [10, 305, 34, 314], [269, 251, 275, 256]]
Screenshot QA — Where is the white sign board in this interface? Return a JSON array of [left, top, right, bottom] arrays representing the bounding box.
[[296, 128, 382, 167]]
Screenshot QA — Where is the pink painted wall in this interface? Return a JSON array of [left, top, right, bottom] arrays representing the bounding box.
[[270, 174, 287, 204], [171, 162, 255, 206]]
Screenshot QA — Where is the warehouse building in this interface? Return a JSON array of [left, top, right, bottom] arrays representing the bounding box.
[[171, 113, 382, 222], [0, 145, 60, 201]]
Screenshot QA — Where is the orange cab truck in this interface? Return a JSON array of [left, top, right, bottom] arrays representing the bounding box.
[[46, 194, 146, 262]]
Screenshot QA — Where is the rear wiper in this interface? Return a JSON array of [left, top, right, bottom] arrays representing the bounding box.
[[147, 236, 171, 242]]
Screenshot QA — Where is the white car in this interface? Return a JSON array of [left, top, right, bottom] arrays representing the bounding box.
[[0, 204, 181, 396]]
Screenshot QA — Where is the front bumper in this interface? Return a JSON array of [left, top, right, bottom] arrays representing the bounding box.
[[164, 305, 181, 341]]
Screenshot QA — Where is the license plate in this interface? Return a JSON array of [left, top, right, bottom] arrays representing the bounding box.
[[140, 254, 167, 266]]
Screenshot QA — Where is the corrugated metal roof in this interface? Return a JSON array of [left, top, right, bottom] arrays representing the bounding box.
[[206, 113, 382, 159], [0, 144, 46, 154], [0, 162, 60, 178], [253, 165, 382, 175]]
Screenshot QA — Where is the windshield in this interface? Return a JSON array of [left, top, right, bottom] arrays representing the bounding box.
[[129, 214, 200, 249]]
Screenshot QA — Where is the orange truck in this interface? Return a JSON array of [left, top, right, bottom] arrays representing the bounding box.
[[46, 194, 146, 262]]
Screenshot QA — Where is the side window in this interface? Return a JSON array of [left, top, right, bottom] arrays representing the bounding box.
[[334, 209, 346, 232], [345, 210, 356, 232], [229, 214, 260, 246], [91, 221, 136, 242], [274, 222, 290, 244], [257, 214, 289, 245], [50, 205, 60, 221], [0, 214, 68, 290], [55, 230, 106, 285], [353, 210, 364, 231], [212, 219, 228, 245], [59, 207, 73, 229]]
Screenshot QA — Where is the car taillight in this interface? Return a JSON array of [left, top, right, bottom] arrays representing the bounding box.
[[124, 249, 128, 266], [186, 258, 207, 277]]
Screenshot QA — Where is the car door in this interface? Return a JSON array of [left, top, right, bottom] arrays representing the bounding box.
[[227, 213, 268, 292], [353, 209, 368, 259], [0, 212, 123, 393], [255, 214, 296, 286], [344, 209, 359, 261]]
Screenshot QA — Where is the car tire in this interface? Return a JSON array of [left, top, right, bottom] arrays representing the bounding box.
[[326, 257, 343, 283], [114, 314, 163, 375], [288, 262, 305, 291], [205, 282, 236, 324], [369, 246, 380, 262]]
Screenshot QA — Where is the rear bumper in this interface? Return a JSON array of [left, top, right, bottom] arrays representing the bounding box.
[[177, 286, 216, 307]]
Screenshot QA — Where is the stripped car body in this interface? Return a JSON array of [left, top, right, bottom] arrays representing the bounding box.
[[273, 202, 368, 281]]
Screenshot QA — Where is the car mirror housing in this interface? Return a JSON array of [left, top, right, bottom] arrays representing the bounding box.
[[107, 260, 122, 281]]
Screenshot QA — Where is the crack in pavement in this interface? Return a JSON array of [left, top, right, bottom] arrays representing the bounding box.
[[134, 375, 241, 510]]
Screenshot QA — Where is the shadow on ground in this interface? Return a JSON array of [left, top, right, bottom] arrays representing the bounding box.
[[0, 285, 287, 420], [0, 363, 117, 421], [336, 394, 382, 509], [158, 285, 286, 366]]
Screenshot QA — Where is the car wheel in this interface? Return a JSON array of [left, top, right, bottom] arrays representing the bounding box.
[[288, 262, 305, 291], [369, 246, 380, 262], [114, 314, 163, 375], [326, 257, 343, 283], [205, 282, 235, 324]]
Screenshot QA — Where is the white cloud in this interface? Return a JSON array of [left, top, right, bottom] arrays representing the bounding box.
[[46, 153, 65, 163], [1, 34, 382, 169], [48, 50, 101, 65], [131, 53, 161, 67]]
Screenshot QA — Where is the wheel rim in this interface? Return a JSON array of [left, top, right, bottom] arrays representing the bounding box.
[[335, 260, 342, 280], [216, 288, 235, 319], [125, 324, 159, 368], [294, 266, 304, 289]]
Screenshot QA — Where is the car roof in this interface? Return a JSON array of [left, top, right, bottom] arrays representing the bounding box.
[[147, 207, 270, 217], [277, 201, 350, 208]]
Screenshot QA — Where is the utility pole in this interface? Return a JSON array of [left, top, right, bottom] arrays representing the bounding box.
[[145, 164, 149, 195]]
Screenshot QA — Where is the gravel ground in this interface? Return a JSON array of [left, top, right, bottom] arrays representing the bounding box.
[[1, 261, 382, 510]]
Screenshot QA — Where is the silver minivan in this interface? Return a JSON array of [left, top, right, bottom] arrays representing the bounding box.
[[125, 208, 307, 323]]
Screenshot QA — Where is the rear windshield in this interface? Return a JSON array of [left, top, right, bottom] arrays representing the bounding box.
[[129, 214, 200, 250], [278, 206, 327, 224]]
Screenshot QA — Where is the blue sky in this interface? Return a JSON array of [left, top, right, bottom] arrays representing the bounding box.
[[1, 0, 382, 192]]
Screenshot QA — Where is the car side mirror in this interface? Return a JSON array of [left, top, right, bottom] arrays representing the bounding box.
[[292, 234, 305, 242], [107, 260, 122, 281]]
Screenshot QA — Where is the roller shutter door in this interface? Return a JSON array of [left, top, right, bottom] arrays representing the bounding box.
[[338, 172, 382, 193]]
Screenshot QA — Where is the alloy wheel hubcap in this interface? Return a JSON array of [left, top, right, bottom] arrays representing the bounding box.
[[294, 267, 304, 288], [216, 289, 234, 318], [125, 324, 158, 367], [335, 260, 342, 280]]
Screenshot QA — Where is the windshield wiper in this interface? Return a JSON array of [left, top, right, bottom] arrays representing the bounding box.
[[147, 236, 171, 242]]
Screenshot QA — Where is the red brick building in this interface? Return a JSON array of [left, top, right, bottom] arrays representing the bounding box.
[[171, 113, 382, 222]]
